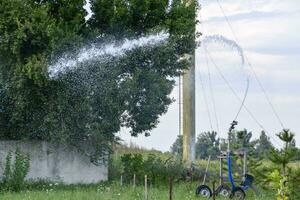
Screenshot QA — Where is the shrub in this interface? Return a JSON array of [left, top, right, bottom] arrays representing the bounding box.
[[143, 154, 165, 185], [288, 168, 300, 199], [267, 170, 289, 200], [3, 151, 13, 190], [1, 148, 30, 192], [108, 154, 123, 182], [121, 154, 144, 183], [119, 153, 185, 186]]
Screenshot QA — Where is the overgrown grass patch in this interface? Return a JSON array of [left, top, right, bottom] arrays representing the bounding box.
[[0, 182, 275, 200]]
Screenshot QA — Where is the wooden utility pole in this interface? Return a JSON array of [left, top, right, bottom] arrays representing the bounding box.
[[182, 0, 196, 163], [182, 54, 196, 162]]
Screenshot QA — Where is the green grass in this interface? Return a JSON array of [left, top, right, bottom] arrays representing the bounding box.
[[2, 148, 295, 200], [0, 182, 275, 200]]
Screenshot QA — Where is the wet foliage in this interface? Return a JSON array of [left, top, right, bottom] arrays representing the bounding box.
[[0, 0, 198, 163]]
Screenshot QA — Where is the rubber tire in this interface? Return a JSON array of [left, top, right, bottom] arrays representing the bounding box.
[[230, 187, 246, 200], [215, 184, 231, 197], [196, 185, 212, 198]]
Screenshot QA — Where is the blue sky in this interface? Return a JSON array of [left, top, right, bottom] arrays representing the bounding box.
[[118, 0, 300, 151]]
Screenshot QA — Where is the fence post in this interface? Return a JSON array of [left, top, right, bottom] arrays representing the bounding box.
[[120, 175, 123, 187], [133, 174, 136, 188], [169, 177, 173, 200], [212, 181, 216, 200], [144, 175, 148, 200]]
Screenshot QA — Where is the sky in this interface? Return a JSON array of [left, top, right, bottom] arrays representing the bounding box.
[[85, 0, 300, 151]]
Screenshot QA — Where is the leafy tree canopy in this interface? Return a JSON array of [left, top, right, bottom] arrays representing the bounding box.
[[195, 131, 220, 159], [0, 0, 198, 163], [170, 135, 183, 156], [254, 131, 274, 158], [269, 129, 297, 175]]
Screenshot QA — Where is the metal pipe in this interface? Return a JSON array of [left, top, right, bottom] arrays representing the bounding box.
[[203, 155, 211, 185], [179, 75, 182, 136], [219, 156, 223, 185], [243, 150, 247, 179]]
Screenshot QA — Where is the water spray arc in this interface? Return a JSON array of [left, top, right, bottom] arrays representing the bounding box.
[[48, 32, 169, 78]]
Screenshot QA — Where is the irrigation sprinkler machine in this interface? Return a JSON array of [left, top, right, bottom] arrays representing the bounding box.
[[195, 121, 257, 200]]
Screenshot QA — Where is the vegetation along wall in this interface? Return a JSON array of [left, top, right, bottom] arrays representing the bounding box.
[[0, 141, 107, 184]]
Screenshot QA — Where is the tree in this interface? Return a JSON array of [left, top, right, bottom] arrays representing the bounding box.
[[267, 129, 298, 199], [170, 135, 183, 156], [195, 131, 220, 159], [0, 0, 87, 139], [254, 131, 274, 158], [163, 156, 184, 200], [121, 153, 144, 182], [269, 129, 296, 175], [229, 129, 255, 150], [0, 0, 198, 162]]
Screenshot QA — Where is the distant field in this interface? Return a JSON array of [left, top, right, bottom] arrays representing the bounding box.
[[1, 182, 274, 200]]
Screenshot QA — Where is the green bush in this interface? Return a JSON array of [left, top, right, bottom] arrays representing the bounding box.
[[1, 148, 30, 192], [119, 153, 185, 186], [266, 170, 289, 200], [108, 154, 123, 182], [288, 168, 300, 199], [164, 157, 185, 180], [3, 151, 13, 190], [121, 154, 144, 184], [143, 154, 167, 185]]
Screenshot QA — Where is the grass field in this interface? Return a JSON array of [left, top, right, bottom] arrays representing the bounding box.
[[2, 147, 297, 200], [0, 182, 274, 200]]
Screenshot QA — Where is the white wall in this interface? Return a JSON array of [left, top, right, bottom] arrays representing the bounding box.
[[0, 141, 108, 184]]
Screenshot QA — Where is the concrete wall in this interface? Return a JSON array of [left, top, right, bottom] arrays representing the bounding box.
[[0, 141, 108, 184]]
